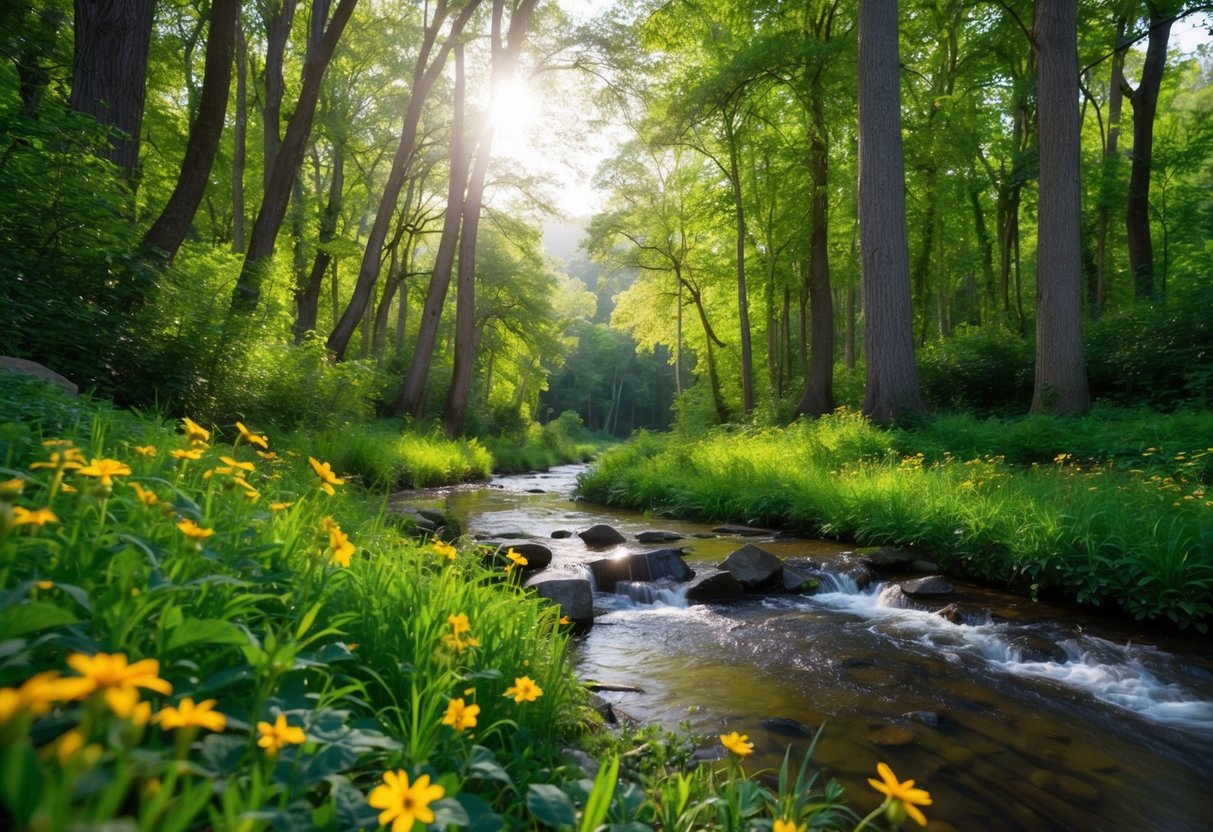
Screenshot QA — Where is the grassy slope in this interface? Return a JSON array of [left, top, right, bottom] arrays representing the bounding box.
[[577, 408, 1213, 630]]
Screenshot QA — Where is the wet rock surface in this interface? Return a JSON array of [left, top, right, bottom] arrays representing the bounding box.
[[719, 544, 785, 591], [579, 524, 627, 546]]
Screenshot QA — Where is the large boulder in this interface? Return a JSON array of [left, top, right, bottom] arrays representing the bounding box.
[[588, 548, 694, 591], [684, 571, 744, 604], [579, 524, 627, 546], [719, 544, 784, 591], [0, 356, 78, 395], [525, 572, 593, 621], [781, 563, 815, 594], [860, 547, 919, 571]]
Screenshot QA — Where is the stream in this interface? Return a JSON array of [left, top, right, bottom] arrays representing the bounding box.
[[417, 464, 1213, 831]]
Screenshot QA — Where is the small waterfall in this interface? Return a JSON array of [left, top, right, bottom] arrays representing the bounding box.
[[813, 569, 862, 595], [610, 580, 690, 609]]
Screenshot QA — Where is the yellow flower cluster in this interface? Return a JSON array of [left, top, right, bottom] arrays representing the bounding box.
[[441, 613, 481, 653]]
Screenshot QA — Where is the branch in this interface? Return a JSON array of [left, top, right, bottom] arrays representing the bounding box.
[[1082, 3, 1213, 74]]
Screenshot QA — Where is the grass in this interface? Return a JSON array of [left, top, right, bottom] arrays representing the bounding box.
[[577, 408, 1213, 631], [0, 376, 901, 830]]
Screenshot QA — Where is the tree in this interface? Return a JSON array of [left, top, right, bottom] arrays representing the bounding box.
[[1031, 0, 1089, 413], [230, 0, 360, 313], [69, 0, 157, 186], [142, 0, 240, 263], [857, 0, 924, 422]]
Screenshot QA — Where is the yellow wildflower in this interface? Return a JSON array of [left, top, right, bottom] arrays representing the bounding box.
[[129, 482, 159, 506], [256, 712, 305, 754], [441, 613, 480, 653], [257, 450, 280, 461], [154, 697, 226, 732], [76, 457, 131, 491], [11, 506, 58, 527], [53, 729, 102, 767], [235, 421, 269, 449], [868, 762, 932, 828], [504, 548, 528, 573], [448, 613, 471, 635], [368, 770, 445, 832], [36, 580, 54, 590], [171, 447, 204, 461], [773, 820, 806, 832], [309, 457, 345, 495], [270, 501, 294, 512], [181, 417, 210, 447], [133, 445, 157, 457], [177, 519, 214, 540], [432, 540, 457, 560], [441, 697, 480, 732], [720, 731, 753, 757], [1, 478, 25, 499], [503, 675, 542, 703], [58, 653, 172, 714], [219, 455, 255, 473], [30, 450, 83, 472], [328, 525, 356, 567], [559, 615, 571, 626]]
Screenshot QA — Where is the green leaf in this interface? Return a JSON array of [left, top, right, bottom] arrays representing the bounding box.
[[295, 601, 323, 640], [0, 602, 78, 637], [0, 739, 43, 824], [527, 784, 577, 829], [431, 797, 471, 828], [454, 794, 505, 832], [165, 617, 247, 653], [467, 745, 513, 786], [579, 755, 619, 832]]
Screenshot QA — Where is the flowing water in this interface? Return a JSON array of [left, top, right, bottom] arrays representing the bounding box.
[[418, 464, 1213, 831]]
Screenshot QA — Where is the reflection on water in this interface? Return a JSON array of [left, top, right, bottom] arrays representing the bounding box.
[[425, 464, 1213, 831]]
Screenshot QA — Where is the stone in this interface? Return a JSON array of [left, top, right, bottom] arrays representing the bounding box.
[[684, 571, 744, 604], [719, 544, 784, 591], [1056, 774, 1100, 803], [526, 488, 546, 494], [860, 547, 920, 571], [901, 710, 944, 728], [524, 573, 593, 621], [588, 548, 694, 591], [899, 576, 954, 596], [868, 725, 915, 746], [712, 524, 776, 537], [781, 563, 815, 594], [579, 524, 627, 546], [393, 508, 436, 531], [416, 508, 447, 525], [636, 530, 683, 543], [483, 541, 552, 570], [911, 559, 940, 573], [936, 603, 965, 624], [1028, 770, 1055, 790], [760, 717, 814, 738], [0, 356, 78, 395], [551, 530, 574, 539]]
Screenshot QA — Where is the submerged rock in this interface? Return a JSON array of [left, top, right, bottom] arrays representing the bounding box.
[[899, 575, 954, 596], [901, 710, 945, 728], [868, 724, 915, 746], [761, 717, 814, 738], [936, 603, 965, 624], [712, 524, 776, 537], [579, 524, 627, 546], [551, 529, 574, 539], [636, 530, 683, 543], [719, 544, 784, 591]]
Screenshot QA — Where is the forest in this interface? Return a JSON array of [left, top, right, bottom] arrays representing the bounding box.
[[1, 0, 1211, 830]]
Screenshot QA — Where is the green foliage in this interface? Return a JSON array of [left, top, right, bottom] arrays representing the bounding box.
[[917, 327, 1034, 413], [578, 409, 1213, 630], [486, 411, 604, 474], [303, 421, 492, 489]]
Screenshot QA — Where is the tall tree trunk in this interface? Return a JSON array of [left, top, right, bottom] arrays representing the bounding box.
[[69, 0, 156, 187], [796, 94, 834, 417], [1124, 13, 1171, 301], [13, 6, 65, 116], [686, 282, 729, 424], [142, 0, 240, 263], [968, 173, 995, 324], [232, 21, 249, 252], [1094, 15, 1126, 309], [725, 116, 755, 416], [858, 0, 924, 422], [295, 138, 342, 338], [675, 277, 684, 396], [230, 0, 358, 313], [327, 0, 481, 360], [1031, 0, 1089, 414], [260, 0, 298, 193], [391, 40, 472, 417], [443, 0, 539, 438], [912, 168, 937, 345]]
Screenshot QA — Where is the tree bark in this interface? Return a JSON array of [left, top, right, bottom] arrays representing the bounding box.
[[1031, 0, 1089, 414], [260, 0, 298, 193], [1094, 15, 1126, 309], [443, 0, 540, 438], [142, 0, 240, 263], [796, 92, 834, 417], [230, 0, 358, 313], [391, 40, 472, 417], [858, 0, 924, 422], [232, 21, 249, 252], [69, 0, 157, 186], [294, 138, 342, 337], [328, 0, 481, 360], [724, 116, 755, 416], [1124, 13, 1171, 301]]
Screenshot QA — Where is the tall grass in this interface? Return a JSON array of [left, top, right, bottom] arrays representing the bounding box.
[[578, 409, 1213, 630]]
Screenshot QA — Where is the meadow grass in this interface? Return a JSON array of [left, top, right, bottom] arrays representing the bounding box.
[[577, 409, 1213, 630], [0, 377, 899, 830]]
